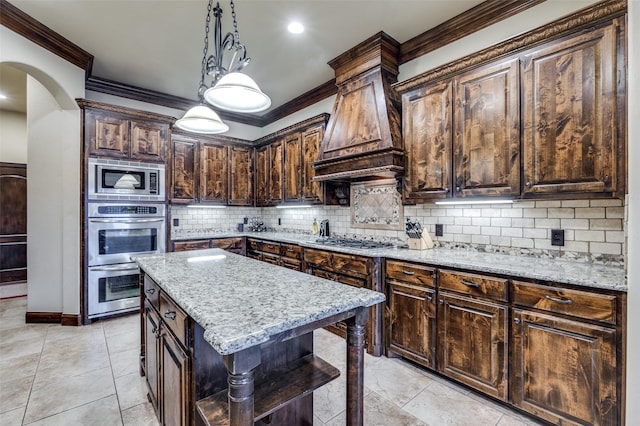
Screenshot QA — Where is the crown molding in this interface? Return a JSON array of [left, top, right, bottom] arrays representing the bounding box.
[[1, 0, 93, 77]]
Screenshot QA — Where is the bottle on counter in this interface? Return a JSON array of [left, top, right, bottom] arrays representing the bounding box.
[[312, 218, 318, 235]]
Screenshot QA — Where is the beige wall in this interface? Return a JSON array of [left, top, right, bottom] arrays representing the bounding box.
[[0, 110, 27, 163]]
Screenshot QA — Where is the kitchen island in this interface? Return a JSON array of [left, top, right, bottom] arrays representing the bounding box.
[[134, 248, 385, 426]]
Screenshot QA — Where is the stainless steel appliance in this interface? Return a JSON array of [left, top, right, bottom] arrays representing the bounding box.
[[319, 219, 330, 237], [88, 158, 165, 201], [314, 237, 393, 249], [87, 202, 166, 318]]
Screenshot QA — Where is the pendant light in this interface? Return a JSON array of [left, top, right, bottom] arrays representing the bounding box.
[[175, 0, 270, 134]]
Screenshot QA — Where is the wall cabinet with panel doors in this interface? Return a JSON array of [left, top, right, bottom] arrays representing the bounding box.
[[511, 280, 621, 425], [385, 260, 436, 369], [399, 15, 625, 203], [255, 141, 283, 206], [254, 114, 328, 206], [170, 133, 253, 206], [80, 101, 171, 163], [522, 21, 625, 198], [402, 56, 520, 203]]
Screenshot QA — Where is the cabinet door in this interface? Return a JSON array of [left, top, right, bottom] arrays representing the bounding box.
[[254, 145, 269, 206], [437, 292, 508, 401], [301, 125, 324, 203], [284, 133, 302, 202], [512, 309, 617, 426], [228, 146, 253, 206], [388, 280, 436, 368], [402, 81, 453, 202], [522, 24, 619, 196], [87, 111, 130, 159], [268, 140, 284, 205], [171, 137, 198, 204], [200, 143, 228, 205], [161, 330, 190, 426], [130, 120, 168, 163], [144, 304, 161, 412], [454, 59, 520, 197]]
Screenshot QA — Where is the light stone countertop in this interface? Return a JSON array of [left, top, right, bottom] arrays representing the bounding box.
[[133, 249, 386, 355], [171, 231, 627, 292]]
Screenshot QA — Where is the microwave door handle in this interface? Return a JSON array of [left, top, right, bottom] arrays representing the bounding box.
[[90, 265, 140, 272], [89, 218, 165, 223]]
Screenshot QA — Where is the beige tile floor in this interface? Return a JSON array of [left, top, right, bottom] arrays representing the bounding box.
[[1, 297, 543, 426]]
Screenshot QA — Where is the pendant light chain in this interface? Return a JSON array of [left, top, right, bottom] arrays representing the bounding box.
[[199, 0, 214, 102], [230, 0, 240, 47]]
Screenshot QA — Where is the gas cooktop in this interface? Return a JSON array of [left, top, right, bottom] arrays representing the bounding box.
[[314, 237, 394, 249]]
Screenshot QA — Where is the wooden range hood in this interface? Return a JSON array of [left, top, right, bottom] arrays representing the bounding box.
[[313, 32, 404, 182]]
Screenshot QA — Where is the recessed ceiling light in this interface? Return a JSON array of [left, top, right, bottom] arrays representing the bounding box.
[[288, 22, 304, 34]]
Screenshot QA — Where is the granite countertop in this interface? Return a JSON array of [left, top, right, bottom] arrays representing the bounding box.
[[133, 249, 386, 355], [171, 231, 627, 292]]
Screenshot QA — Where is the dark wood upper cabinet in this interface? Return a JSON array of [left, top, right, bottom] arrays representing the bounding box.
[[522, 22, 621, 197], [402, 81, 453, 202], [301, 124, 325, 203], [269, 140, 284, 204], [284, 133, 302, 202], [170, 136, 198, 204], [255, 145, 269, 206], [199, 143, 228, 205], [84, 106, 169, 163], [228, 145, 253, 206], [454, 59, 520, 197]]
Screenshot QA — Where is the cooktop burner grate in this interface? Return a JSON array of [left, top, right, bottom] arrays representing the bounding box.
[[314, 237, 394, 249]]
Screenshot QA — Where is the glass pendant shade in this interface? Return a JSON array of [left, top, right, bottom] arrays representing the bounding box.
[[204, 72, 271, 113], [174, 105, 229, 134]]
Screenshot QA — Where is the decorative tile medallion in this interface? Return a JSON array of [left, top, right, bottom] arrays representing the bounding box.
[[351, 179, 403, 230]]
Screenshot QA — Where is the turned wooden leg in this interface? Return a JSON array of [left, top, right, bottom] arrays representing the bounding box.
[[346, 307, 369, 426], [223, 347, 261, 426]]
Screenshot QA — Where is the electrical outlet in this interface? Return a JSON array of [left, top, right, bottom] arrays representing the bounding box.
[[278, 218, 281, 226], [173, 218, 179, 227], [435, 224, 444, 237], [551, 229, 565, 246], [243, 217, 248, 224]]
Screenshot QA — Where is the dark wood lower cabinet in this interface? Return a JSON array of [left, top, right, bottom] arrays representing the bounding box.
[[511, 309, 617, 426], [161, 329, 190, 426], [437, 291, 508, 401], [143, 303, 160, 412]]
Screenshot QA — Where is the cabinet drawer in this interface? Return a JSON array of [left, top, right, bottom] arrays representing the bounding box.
[[247, 238, 262, 252], [211, 237, 242, 251], [262, 253, 280, 265], [312, 269, 366, 288], [304, 248, 369, 277], [173, 240, 210, 252], [246, 250, 262, 261], [262, 241, 281, 255], [303, 248, 331, 268], [159, 293, 188, 347], [281, 258, 302, 271], [512, 281, 617, 324], [143, 275, 160, 310], [438, 270, 508, 302], [281, 243, 302, 259], [386, 260, 435, 287]]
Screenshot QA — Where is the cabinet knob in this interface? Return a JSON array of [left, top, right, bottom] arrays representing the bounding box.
[[444, 187, 450, 193], [456, 186, 460, 192], [145, 288, 155, 295], [514, 318, 521, 324], [439, 299, 444, 305], [525, 181, 532, 188], [164, 310, 177, 321], [427, 296, 433, 302]]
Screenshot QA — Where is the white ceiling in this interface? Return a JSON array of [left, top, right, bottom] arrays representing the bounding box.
[[3, 0, 486, 115]]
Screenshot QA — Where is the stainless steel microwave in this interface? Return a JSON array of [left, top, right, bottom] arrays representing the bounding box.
[[88, 158, 165, 201]]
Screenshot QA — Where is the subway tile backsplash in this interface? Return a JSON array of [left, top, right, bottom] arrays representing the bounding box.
[[170, 198, 626, 265]]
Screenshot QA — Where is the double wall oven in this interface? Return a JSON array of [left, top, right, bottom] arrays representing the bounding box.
[[86, 157, 167, 318]]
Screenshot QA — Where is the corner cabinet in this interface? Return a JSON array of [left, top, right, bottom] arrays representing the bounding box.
[[81, 102, 170, 163], [522, 21, 624, 198]]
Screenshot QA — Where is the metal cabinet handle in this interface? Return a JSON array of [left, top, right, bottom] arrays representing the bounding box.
[[514, 318, 521, 324], [426, 296, 433, 302], [145, 288, 155, 295], [456, 186, 461, 192], [545, 295, 573, 305], [401, 269, 415, 276], [444, 187, 450, 193], [164, 310, 177, 320], [439, 299, 444, 305], [461, 279, 480, 288], [525, 181, 532, 188]]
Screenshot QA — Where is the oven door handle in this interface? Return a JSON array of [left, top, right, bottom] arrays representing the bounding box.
[[89, 218, 165, 223], [90, 265, 140, 272]]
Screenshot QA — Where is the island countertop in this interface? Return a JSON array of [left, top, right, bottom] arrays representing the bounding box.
[[133, 249, 386, 355]]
